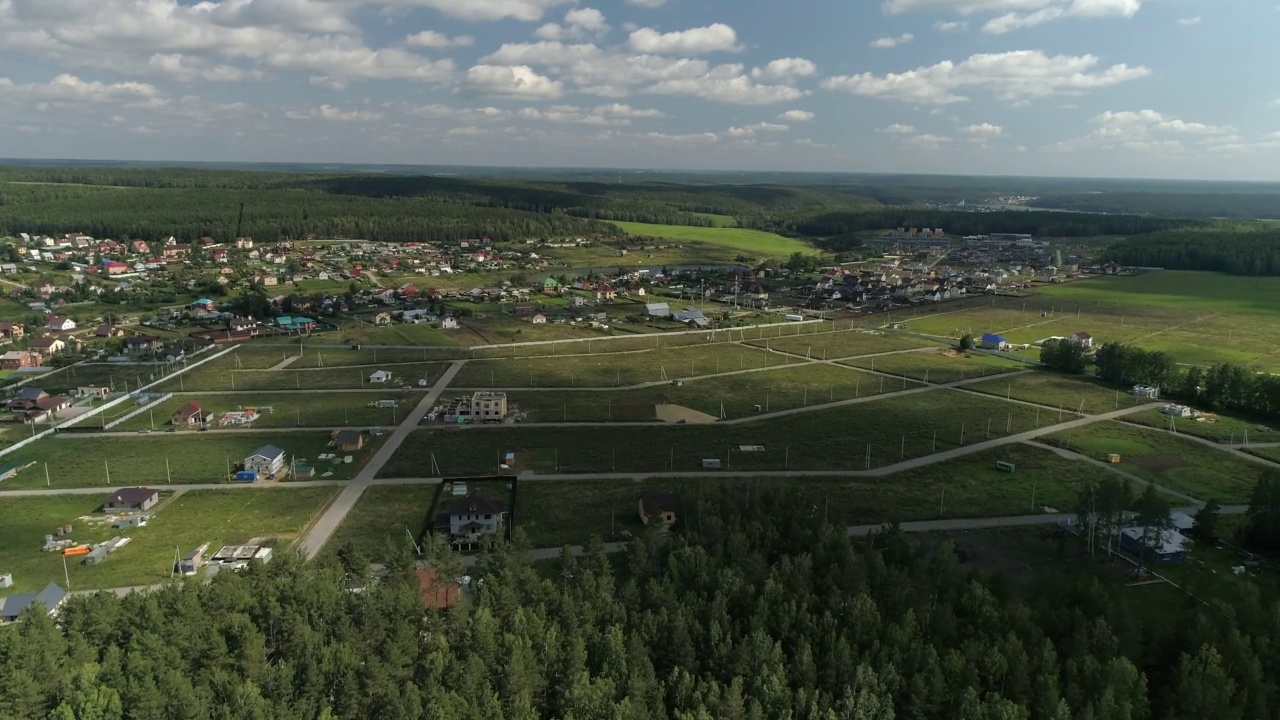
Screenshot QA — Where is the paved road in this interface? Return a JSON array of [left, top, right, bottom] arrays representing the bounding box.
[[297, 360, 467, 560], [169, 388, 425, 395]]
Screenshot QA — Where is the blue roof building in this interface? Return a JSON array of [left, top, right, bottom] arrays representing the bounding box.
[[1, 582, 66, 623], [979, 333, 1006, 349]]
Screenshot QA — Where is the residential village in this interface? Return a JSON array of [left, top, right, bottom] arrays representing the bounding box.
[[0, 227, 1110, 389]]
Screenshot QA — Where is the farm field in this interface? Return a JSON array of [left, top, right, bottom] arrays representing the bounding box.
[[317, 319, 486, 347], [965, 372, 1149, 415], [1120, 409, 1280, 445], [246, 346, 451, 368], [451, 343, 788, 388], [0, 488, 336, 593], [1043, 421, 1268, 503], [156, 360, 449, 391], [840, 350, 1026, 384], [110, 392, 424, 431], [609, 221, 815, 256], [744, 327, 940, 359], [497, 364, 920, 422], [383, 389, 1055, 477], [0, 432, 373, 489], [513, 443, 1109, 548]]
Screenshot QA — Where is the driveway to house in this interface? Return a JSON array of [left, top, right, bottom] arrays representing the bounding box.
[[296, 360, 466, 559]]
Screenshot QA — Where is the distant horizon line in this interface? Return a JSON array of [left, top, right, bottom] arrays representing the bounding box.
[[0, 156, 1278, 187]]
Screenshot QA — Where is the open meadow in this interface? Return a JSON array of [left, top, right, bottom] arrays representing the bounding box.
[[744, 327, 941, 359], [157, 360, 449, 391], [451, 343, 789, 388], [383, 389, 1058, 477], [1120, 409, 1280, 445], [840, 350, 1027, 384], [1043, 421, 1270, 503], [0, 488, 336, 593], [495, 364, 921, 422], [609, 220, 815, 257], [110, 392, 423, 431], [1, 432, 374, 489], [965, 371, 1150, 415], [900, 272, 1280, 371]]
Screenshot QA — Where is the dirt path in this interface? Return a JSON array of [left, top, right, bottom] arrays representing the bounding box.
[[267, 355, 301, 371]]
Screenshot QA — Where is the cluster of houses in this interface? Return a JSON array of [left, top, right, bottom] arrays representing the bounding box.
[[4, 388, 72, 424]]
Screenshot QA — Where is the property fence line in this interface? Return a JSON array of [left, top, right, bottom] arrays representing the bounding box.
[[0, 344, 240, 462], [103, 393, 174, 430]]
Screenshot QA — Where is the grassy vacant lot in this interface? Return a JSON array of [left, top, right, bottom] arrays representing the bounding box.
[[841, 350, 1026, 385], [452, 343, 787, 388], [28, 363, 171, 394], [384, 390, 1052, 477], [1120, 409, 1280, 445], [966, 372, 1149, 415], [905, 272, 1280, 371], [1245, 446, 1280, 464], [513, 444, 1108, 548], [744, 327, 940, 359], [325, 485, 436, 560], [1044, 421, 1267, 503], [158, 361, 448, 392], [609, 220, 815, 257], [111, 392, 423, 431], [1, 433, 371, 490], [0, 488, 336, 593], [499, 365, 920, 422]]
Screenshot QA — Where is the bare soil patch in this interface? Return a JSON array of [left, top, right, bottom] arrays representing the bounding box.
[[655, 404, 717, 424]]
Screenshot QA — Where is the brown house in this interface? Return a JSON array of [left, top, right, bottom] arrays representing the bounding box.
[[638, 493, 678, 527], [171, 401, 212, 425], [0, 322, 23, 343], [0, 350, 42, 370], [332, 429, 364, 452], [95, 324, 125, 338]]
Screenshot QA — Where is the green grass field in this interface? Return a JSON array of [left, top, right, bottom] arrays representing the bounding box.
[[0, 488, 336, 593], [690, 213, 738, 227], [609, 221, 816, 257], [966, 372, 1150, 415], [109, 392, 423, 431], [1044, 421, 1267, 503], [324, 485, 436, 560], [452, 343, 788, 388], [157, 360, 448, 392], [497, 364, 921, 422], [1120, 410, 1280, 445], [840, 350, 1027, 385], [513, 443, 1109, 548], [744, 327, 940, 359], [1, 433, 373, 489], [384, 389, 1058, 477]]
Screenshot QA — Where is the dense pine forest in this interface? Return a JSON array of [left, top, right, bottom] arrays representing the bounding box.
[[1102, 227, 1280, 276], [2, 486, 1277, 720], [0, 167, 1216, 247]]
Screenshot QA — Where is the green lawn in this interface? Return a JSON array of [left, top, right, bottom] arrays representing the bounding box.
[[1, 433, 374, 489], [609, 221, 816, 257], [110, 393, 423, 431], [25, 363, 175, 394], [966, 372, 1150, 415], [1039, 270, 1280, 317], [513, 443, 1109, 548], [452, 343, 789, 388], [1044, 421, 1266, 503], [498, 364, 920, 422], [841, 350, 1027, 385], [384, 389, 1057, 477], [0, 488, 336, 594], [690, 213, 738, 227]]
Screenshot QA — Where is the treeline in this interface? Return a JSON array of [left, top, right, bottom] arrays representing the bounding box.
[[778, 209, 1199, 239], [1033, 192, 1280, 220], [5, 486, 1280, 719], [1102, 228, 1280, 276], [1091, 343, 1280, 418], [0, 185, 614, 244]]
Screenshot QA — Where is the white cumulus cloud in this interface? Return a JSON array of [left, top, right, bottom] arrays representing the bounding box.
[[822, 50, 1149, 104], [285, 104, 383, 122], [627, 23, 741, 54], [961, 122, 1003, 139], [871, 33, 914, 48], [404, 31, 475, 48], [463, 64, 564, 98], [778, 109, 815, 122]]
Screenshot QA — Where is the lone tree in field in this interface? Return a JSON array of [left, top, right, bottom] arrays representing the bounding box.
[[959, 334, 974, 351]]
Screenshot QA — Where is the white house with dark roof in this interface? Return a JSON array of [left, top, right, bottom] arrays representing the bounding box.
[[244, 445, 286, 479], [1, 583, 66, 623], [1068, 331, 1094, 348]]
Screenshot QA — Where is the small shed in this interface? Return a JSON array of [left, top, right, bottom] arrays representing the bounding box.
[[369, 370, 392, 384], [234, 471, 259, 483], [979, 333, 1007, 350], [0, 573, 12, 589], [84, 547, 108, 566], [1132, 385, 1159, 400], [701, 458, 722, 470]]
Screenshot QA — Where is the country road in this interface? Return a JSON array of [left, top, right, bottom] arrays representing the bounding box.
[[58, 426, 397, 438], [297, 360, 466, 560]]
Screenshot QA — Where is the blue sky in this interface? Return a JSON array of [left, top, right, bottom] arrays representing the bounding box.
[[0, 0, 1275, 180]]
